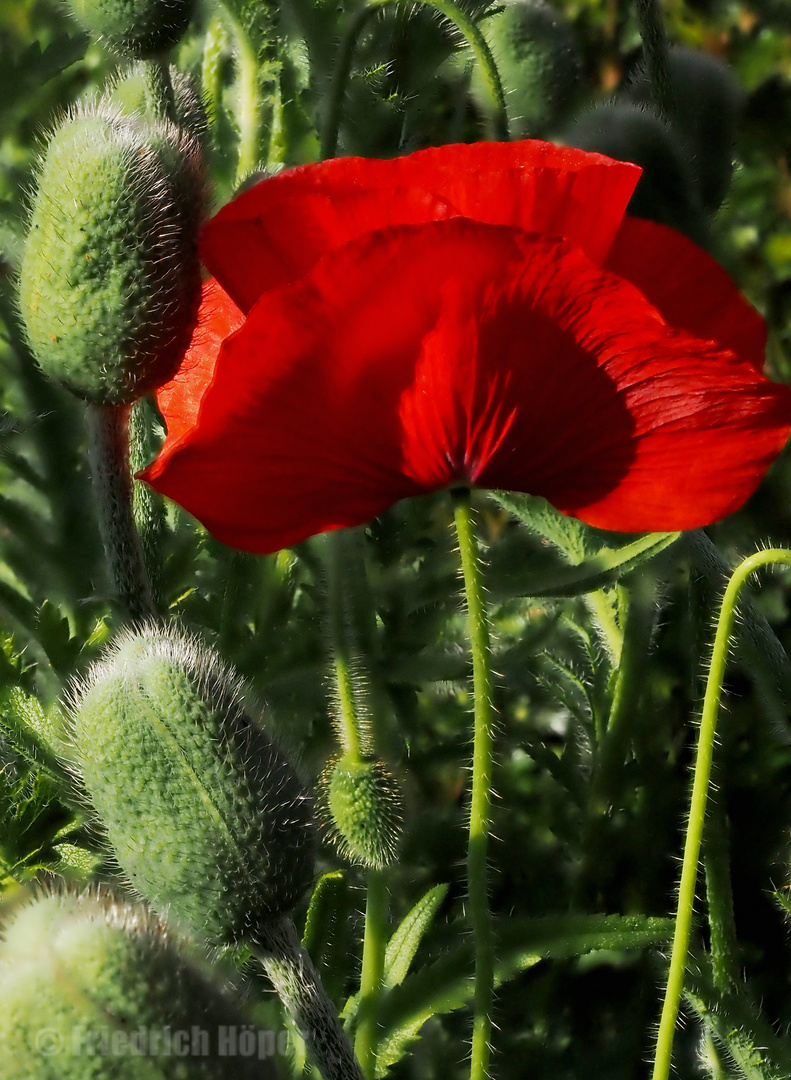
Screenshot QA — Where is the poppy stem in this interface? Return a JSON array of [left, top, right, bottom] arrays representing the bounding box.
[[634, 0, 674, 121], [651, 548, 791, 1080], [355, 866, 389, 1076], [253, 916, 367, 1080], [86, 402, 156, 622], [324, 530, 390, 1075], [452, 489, 495, 1080], [142, 57, 177, 123], [325, 531, 366, 761], [128, 397, 167, 614], [321, 0, 508, 159]]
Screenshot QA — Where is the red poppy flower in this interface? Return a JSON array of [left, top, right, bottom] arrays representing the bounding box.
[[142, 140, 791, 554]]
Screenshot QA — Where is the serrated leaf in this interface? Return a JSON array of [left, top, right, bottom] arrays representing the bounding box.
[[685, 960, 791, 1080], [535, 653, 594, 731], [374, 913, 674, 1074], [491, 526, 679, 600], [0, 688, 73, 791], [35, 600, 81, 676], [384, 884, 449, 988], [495, 492, 588, 561], [0, 33, 89, 122]]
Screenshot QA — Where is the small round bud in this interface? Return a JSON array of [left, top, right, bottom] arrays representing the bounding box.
[[477, 0, 580, 136], [628, 46, 743, 212], [324, 755, 403, 869], [562, 101, 704, 241], [67, 0, 195, 58], [0, 890, 274, 1079], [69, 627, 314, 944], [19, 106, 202, 404]]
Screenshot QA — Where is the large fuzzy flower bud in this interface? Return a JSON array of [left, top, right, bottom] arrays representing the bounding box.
[[19, 105, 202, 405], [628, 46, 743, 212], [0, 889, 276, 1079], [66, 0, 195, 57], [69, 627, 314, 944], [563, 101, 703, 241]]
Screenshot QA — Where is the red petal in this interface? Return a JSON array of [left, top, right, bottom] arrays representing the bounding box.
[[202, 140, 640, 311], [146, 220, 791, 552], [605, 216, 767, 369], [149, 278, 244, 465]]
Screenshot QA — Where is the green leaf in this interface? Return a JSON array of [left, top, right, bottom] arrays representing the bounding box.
[[492, 522, 679, 599], [384, 884, 449, 988], [374, 913, 674, 1074], [34, 600, 82, 676], [302, 871, 356, 1009], [685, 961, 791, 1080], [0, 33, 89, 123], [495, 492, 588, 561], [0, 687, 73, 791]]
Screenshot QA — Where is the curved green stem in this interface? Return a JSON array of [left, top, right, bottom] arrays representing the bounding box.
[[453, 490, 495, 1080], [321, 0, 508, 159], [355, 867, 388, 1076], [652, 548, 791, 1080], [253, 916, 366, 1080]]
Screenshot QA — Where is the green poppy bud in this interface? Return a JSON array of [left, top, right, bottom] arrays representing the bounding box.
[[69, 627, 314, 944], [628, 45, 743, 212], [477, 0, 580, 136], [66, 0, 195, 58], [0, 889, 276, 1079], [18, 105, 202, 405], [562, 101, 706, 243], [324, 755, 403, 869]]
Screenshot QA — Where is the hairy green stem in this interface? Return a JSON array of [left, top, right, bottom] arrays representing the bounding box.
[[651, 548, 791, 1080], [253, 917, 366, 1080], [143, 57, 177, 123], [87, 403, 155, 622], [355, 867, 389, 1076], [326, 532, 365, 761], [321, 0, 508, 159], [703, 789, 739, 994], [128, 397, 166, 613], [634, 0, 674, 119], [453, 490, 495, 1080]]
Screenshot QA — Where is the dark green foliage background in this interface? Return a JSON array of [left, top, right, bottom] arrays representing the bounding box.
[[3, 0, 791, 1077]]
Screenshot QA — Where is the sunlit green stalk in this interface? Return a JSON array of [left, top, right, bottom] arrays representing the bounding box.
[[453, 489, 495, 1080], [355, 867, 388, 1076], [652, 548, 791, 1080], [325, 530, 387, 1073], [321, 0, 508, 159]]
